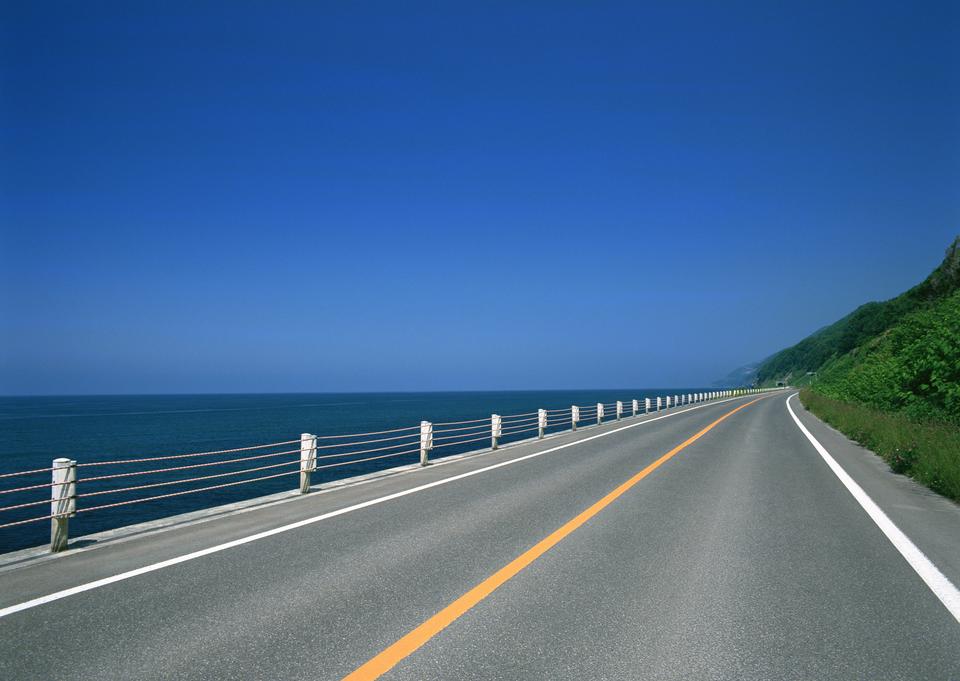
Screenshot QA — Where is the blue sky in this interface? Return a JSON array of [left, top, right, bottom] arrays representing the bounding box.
[[1, 1, 957, 394]]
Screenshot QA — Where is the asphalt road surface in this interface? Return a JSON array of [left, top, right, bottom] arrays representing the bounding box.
[[0, 392, 957, 680]]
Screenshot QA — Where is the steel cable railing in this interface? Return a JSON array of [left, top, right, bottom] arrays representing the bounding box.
[[77, 439, 304, 467], [74, 469, 306, 515], [0, 389, 769, 545], [312, 424, 422, 439], [432, 434, 491, 450], [432, 421, 490, 433], [311, 447, 422, 470], [500, 424, 539, 437], [0, 467, 56, 480], [432, 416, 490, 427], [76, 460, 305, 498]]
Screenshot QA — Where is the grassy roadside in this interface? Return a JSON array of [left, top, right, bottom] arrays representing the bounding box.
[[799, 389, 960, 503]]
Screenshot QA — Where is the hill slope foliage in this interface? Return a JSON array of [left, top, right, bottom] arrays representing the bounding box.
[[757, 237, 959, 502], [758, 237, 960, 424], [813, 289, 960, 423]]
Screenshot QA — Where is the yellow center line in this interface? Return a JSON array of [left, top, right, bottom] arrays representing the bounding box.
[[342, 397, 764, 680]]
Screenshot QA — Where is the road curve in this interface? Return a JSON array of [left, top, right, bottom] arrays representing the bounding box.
[[0, 393, 957, 680]]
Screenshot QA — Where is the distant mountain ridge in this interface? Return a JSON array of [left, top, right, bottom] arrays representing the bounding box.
[[754, 236, 960, 422], [712, 361, 762, 388]]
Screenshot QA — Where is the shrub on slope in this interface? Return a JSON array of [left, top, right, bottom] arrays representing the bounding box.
[[756, 237, 960, 387], [814, 290, 960, 424]]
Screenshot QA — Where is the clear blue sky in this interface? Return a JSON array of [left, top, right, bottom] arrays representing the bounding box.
[[1, 2, 957, 394]]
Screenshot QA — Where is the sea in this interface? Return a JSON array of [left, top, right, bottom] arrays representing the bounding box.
[[0, 389, 706, 553]]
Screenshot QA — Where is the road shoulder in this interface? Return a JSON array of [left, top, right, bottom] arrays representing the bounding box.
[[787, 392, 960, 592]]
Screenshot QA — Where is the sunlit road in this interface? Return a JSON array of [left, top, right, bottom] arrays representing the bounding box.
[[1, 393, 958, 680]]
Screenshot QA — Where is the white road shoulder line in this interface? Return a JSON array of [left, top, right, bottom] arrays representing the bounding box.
[[786, 393, 960, 624], [0, 396, 743, 619]]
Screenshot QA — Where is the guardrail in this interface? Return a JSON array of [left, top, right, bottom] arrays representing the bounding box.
[[0, 388, 784, 552]]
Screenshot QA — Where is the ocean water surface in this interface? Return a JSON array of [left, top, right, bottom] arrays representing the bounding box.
[[0, 389, 706, 553]]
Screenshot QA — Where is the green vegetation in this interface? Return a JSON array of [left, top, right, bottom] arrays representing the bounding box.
[[755, 237, 960, 501], [799, 389, 960, 503], [813, 289, 960, 424], [757, 236, 960, 391]]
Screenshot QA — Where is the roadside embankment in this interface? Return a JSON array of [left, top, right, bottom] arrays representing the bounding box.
[[800, 388, 960, 503]]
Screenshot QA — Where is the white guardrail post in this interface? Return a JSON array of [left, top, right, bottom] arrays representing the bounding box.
[[632, 399, 639, 417], [50, 457, 76, 552], [645, 397, 651, 413], [596, 403, 604, 425], [656, 396, 661, 411], [571, 405, 579, 431], [300, 433, 317, 493], [420, 420, 433, 466], [538, 409, 547, 439], [616, 401, 623, 421], [491, 414, 501, 450]]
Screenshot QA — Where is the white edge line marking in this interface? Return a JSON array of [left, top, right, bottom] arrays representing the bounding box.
[[0, 395, 747, 619], [786, 393, 960, 624]]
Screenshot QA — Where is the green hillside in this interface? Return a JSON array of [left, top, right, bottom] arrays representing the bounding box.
[[756, 237, 960, 501], [813, 288, 960, 423], [757, 236, 960, 424]]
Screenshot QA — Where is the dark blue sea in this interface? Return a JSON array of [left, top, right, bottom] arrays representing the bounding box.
[[0, 390, 705, 553]]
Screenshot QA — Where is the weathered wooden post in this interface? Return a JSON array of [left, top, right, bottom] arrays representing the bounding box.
[[300, 433, 317, 493], [50, 457, 76, 553], [420, 421, 433, 466]]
